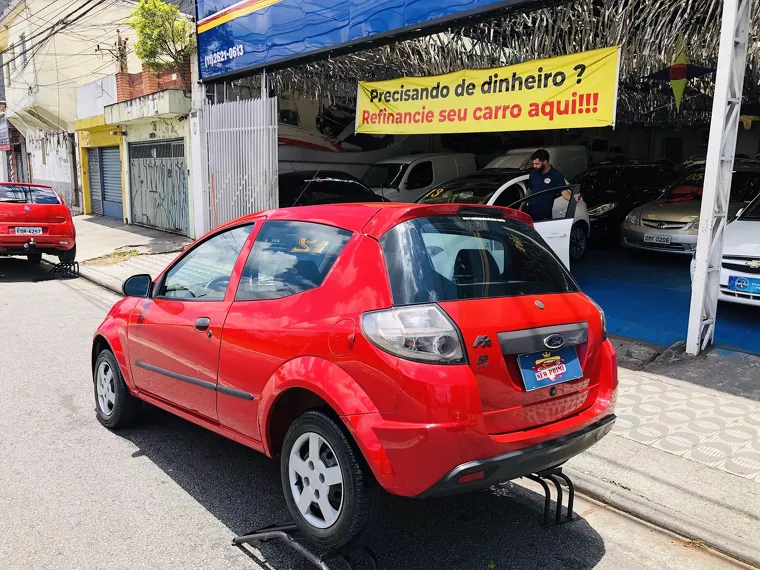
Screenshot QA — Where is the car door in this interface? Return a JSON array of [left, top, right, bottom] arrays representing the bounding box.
[[216, 220, 355, 441], [498, 178, 574, 268], [128, 223, 255, 419], [402, 160, 435, 202]]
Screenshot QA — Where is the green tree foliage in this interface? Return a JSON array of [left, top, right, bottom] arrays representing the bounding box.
[[127, 0, 195, 90]]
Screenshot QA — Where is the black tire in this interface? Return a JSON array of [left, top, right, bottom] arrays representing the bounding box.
[[58, 244, 76, 263], [27, 252, 42, 264], [570, 223, 589, 262], [93, 349, 140, 429], [281, 410, 383, 549]]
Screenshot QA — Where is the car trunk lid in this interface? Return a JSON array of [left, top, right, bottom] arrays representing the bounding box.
[[440, 294, 604, 434]]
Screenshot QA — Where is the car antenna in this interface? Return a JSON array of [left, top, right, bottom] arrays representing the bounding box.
[[293, 169, 320, 207]]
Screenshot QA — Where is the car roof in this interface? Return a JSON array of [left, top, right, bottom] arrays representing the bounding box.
[[684, 159, 760, 174], [279, 170, 359, 181], [212, 203, 530, 239], [373, 153, 474, 165], [0, 182, 55, 189]]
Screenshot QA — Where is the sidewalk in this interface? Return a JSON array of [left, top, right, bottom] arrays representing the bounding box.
[[46, 215, 191, 293], [567, 364, 760, 567]]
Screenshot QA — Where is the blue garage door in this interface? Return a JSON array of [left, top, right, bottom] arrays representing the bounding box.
[[88, 147, 123, 220]]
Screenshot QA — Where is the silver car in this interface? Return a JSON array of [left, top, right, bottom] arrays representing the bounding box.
[[620, 162, 760, 255]]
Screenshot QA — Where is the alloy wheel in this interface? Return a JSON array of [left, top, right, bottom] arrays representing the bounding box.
[[570, 226, 588, 261], [96, 361, 116, 418], [288, 432, 345, 529]]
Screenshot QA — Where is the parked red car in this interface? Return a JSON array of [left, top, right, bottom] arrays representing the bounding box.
[[0, 183, 76, 263], [92, 203, 617, 548]]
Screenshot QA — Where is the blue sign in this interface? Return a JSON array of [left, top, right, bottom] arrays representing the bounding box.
[[517, 347, 584, 392], [197, 0, 536, 80], [728, 275, 760, 294]]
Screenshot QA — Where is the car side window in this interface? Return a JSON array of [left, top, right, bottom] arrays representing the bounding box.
[[406, 161, 434, 190], [236, 221, 352, 301], [493, 184, 523, 208], [159, 224, 254, 301]]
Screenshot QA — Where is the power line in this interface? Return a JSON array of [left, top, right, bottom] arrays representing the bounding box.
[[1, 0, 107, 66]]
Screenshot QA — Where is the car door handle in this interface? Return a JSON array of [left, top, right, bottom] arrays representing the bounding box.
[[195, 317, 211, 332], [546, 233, 568, 239]]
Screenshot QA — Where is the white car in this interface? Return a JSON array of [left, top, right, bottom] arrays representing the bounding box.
[[690, 194, 760, 306], [415, 169, 591, 266]]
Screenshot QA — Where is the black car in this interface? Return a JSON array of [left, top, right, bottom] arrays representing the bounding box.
[[574, 162, 679, 237], [278, 171, 386, 206]]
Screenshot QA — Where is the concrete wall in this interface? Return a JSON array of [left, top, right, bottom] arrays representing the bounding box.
[[76, 76, 119, 121]]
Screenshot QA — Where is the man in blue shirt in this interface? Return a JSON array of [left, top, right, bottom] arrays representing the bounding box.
[[525, 149, 570, 221]]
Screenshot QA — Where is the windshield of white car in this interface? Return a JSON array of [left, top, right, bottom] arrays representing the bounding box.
[[660, 170, 760, 203], [361, 163, 409, 189], [741, 194, 760, 220], [485, 154, 531, 170]]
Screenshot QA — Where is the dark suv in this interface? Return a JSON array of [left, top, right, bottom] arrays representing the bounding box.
[[573, 162, 678, 237]]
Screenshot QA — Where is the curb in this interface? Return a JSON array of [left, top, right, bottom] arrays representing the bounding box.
[[43, 258, 124, 296], [565, 468, 760, 569]]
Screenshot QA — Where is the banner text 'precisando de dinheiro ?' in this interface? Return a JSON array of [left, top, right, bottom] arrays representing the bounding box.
[[355, 46, 621, 134]]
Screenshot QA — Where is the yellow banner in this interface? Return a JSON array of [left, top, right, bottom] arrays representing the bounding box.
[[356, 46, 621, 135]]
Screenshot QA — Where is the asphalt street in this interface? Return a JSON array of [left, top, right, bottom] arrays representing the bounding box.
[[0, 258, 749, 570]]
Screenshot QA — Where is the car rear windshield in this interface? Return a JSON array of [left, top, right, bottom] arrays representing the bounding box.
[[381, 215, 578, 305], [0, 185, 59, 204]]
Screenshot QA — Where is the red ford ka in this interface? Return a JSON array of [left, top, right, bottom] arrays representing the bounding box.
[[92, 203, 617, 548], [0, 182, 77, 263]]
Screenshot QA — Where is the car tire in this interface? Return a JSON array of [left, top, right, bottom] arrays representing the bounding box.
[[94, 349, 140, 429], [58, 245, 76, 263], [570, 223, 589, 262], [27, 253, 42, 264], [281, 410, 383, 550]]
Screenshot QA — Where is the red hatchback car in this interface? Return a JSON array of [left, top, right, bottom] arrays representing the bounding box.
[[0, 183, 76, 263], [92, 203, 617, 548]]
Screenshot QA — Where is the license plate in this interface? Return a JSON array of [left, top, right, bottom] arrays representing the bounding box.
[[644, 234, 671, 244], [728, 275, 760, 294], [15, 227, 43, 235], [517, 346, 584, 391]]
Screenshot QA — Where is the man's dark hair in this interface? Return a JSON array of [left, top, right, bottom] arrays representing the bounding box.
[[531, 149, 550, 162]]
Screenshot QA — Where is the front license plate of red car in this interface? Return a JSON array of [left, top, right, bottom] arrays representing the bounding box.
[[15, 227, 42, 235], [517, 347, 583, 391]]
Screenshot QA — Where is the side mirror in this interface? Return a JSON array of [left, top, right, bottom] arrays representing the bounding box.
[[123, 274, 153, 298]]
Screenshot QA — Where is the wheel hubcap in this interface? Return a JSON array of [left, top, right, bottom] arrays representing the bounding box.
[[96, 361, 116, 418], [570, 228, 587, 260], [288, 432, 344, 529]]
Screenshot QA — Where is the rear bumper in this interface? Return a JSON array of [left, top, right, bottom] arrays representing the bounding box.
[[417, 414, 615, 497], [343, 339, 619, 497], [0, 233, 75, 254]]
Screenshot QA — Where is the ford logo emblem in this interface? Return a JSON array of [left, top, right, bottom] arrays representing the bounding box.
[[544, 334, 566, 350]]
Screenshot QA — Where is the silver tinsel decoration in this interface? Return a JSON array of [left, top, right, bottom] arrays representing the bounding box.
[[226, 0, 760, 124]]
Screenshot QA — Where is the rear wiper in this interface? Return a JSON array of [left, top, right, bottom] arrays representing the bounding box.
[[0, 199, 27, 203]]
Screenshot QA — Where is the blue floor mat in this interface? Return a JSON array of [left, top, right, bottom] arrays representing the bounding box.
[[574, 248, 760, 355]]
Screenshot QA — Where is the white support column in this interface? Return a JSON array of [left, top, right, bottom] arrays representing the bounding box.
[[686, 0, 752, 355], [189, 55, 207, 238]]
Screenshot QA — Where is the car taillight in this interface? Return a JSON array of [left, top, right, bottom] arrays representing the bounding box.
[[360, 304, 465, 364], [587, 296, 608, 341]]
